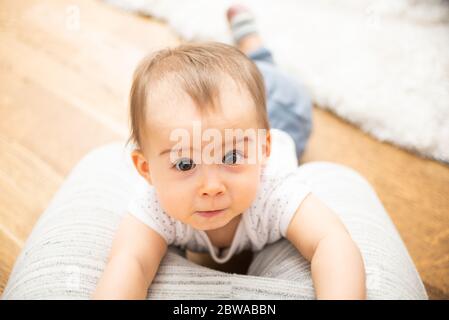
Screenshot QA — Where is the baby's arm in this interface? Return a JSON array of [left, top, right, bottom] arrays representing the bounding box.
[[92, 213, 167, 299], [286, 193, 366, 299]]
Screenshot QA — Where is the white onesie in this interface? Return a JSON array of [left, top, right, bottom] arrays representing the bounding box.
[[127, 129, 312, 264]]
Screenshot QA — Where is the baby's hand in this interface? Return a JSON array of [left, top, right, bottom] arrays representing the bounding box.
[[286, 193, 366, 299], [92, 214, 167, 299]]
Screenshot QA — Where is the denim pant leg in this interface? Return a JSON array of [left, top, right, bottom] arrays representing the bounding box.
[[247, 47, 312, 160]]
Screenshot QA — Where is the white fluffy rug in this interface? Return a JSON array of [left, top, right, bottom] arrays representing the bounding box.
[[105, 0, 449, 163]]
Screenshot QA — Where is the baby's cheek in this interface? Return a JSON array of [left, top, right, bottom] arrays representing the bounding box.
[[156, 183, 193, 221], [233, 170, 260, 211]]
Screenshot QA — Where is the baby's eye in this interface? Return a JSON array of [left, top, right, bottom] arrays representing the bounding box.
[[174, 158, 196, 171], [222, 150, 243, 165]]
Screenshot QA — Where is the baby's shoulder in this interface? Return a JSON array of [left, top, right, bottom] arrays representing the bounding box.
[[258, 164, 306, 190], [249, 165, 311, 216], [244, 166, 312, 243]]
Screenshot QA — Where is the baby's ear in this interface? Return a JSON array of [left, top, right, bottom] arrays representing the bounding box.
[[131, 149, 153, 185]]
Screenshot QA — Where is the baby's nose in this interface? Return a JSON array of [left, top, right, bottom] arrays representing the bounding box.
[[198, 168, 226, 197], [200, 183, 225, 197]]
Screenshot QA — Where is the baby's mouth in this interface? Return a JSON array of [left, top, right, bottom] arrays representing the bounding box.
[[195, 208, 227, 218]]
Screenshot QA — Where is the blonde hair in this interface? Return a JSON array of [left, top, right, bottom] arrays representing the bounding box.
[[127, 42, 269, 149]]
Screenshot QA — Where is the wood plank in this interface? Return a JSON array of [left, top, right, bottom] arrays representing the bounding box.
[[0, 0, 179, 139], [0, 135, 63, 243], [0, 29, 128, 139], [0, 67, 124, 175], [2, 0, 179, 105], [0, 228, 21, 295]]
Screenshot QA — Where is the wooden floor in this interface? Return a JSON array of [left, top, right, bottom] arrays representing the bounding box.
[[0, 0, 448, 299]]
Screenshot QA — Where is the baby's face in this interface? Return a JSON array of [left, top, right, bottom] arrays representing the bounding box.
[[133, 78, 270, 231]]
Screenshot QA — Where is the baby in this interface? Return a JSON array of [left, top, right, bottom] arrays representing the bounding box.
[[93, 6, 365, 299]]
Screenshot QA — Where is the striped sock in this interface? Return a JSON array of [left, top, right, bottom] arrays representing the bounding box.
[[229, 10, 258, 43]]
